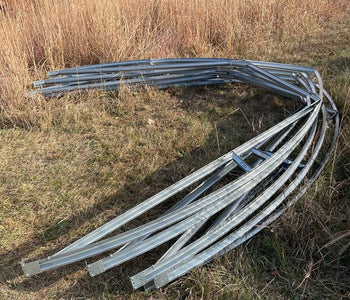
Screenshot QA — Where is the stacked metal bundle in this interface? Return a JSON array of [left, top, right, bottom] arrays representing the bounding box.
[[22, 59, 339, 290]]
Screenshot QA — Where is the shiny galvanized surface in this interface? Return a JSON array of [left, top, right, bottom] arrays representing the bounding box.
[[21, 59, 339, 292]]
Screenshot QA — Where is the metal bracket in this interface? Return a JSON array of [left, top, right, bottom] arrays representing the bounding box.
[[326, 107, 338, 120], [265, 150, 305, 169], [21, 260, 41, 276], [252, 148, 305, 169], [232, 152, 252, 172]]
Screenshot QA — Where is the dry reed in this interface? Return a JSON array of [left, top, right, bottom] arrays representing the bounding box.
[[0, 0, 348, 127]]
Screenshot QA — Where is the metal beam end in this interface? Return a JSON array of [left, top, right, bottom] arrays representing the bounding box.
[[48, 70, 60, 77], [154, 273, 169, 289], [33, 80, 45, 88], [87, 261, 105, 277], [21, 260, 41, 276], [24, 91, 37, 98], [130, 272, 148, 290]]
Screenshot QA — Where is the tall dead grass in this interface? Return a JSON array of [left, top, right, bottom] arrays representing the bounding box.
[[0, 0, 348, 126]]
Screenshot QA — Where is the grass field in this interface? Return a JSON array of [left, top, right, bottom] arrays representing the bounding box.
[[0, 0, 349, 299]]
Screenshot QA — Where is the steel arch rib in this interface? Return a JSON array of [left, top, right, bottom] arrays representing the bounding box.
[[21, 59, 339, 292]]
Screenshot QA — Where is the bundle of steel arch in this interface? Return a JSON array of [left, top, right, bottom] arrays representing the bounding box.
[[22, 58, 339, 291]]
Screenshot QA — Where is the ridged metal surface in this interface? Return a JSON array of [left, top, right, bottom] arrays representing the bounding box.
[[22, 58, 339, 291]]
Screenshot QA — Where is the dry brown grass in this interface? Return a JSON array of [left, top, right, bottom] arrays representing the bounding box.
[[0, 0, 349, 126]]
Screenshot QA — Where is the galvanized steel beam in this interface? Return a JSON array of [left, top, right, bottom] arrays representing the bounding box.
[[21, 59, 339, 292]]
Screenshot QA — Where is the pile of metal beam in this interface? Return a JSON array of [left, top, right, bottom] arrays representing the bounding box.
[[22, 58, 339, 290]]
